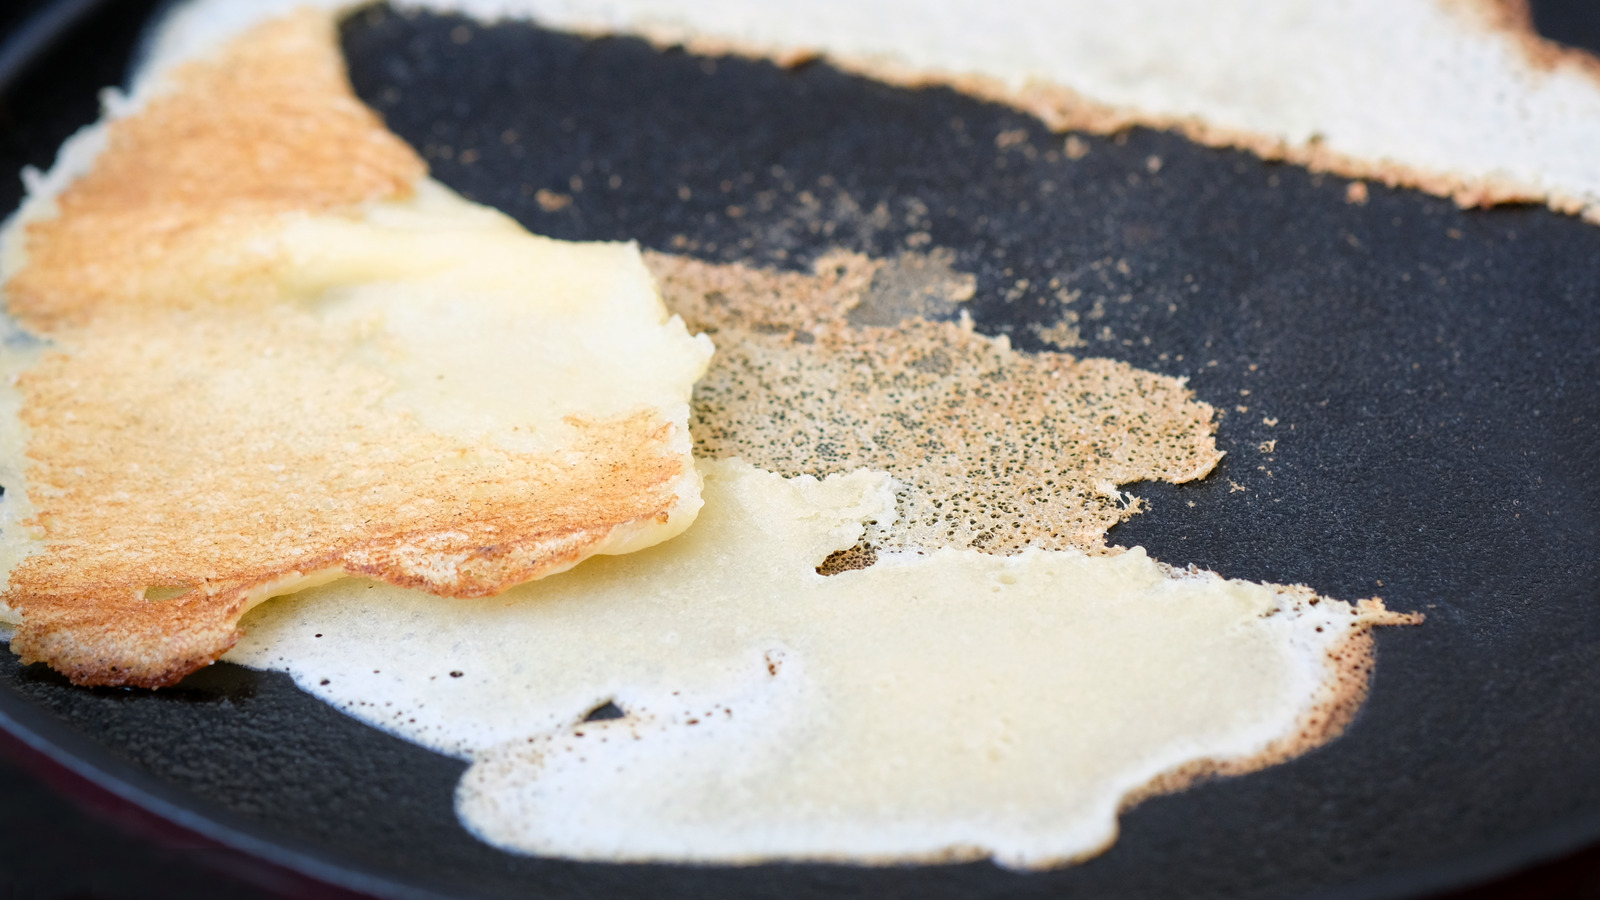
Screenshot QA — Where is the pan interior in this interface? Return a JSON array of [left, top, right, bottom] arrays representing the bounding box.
[[0, 4, 1597, 899]]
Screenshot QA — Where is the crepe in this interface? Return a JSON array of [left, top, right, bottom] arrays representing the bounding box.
[[0, 10, 713, 687], [147, 0, 1600, 223]]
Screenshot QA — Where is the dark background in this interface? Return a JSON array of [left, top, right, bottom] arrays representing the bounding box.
[[0, 2, 1598, 898]]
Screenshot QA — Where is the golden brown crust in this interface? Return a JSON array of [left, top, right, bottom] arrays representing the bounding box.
[[1, 11, 691, 688], [6, 9, 425, 333], [8, 340, 687, 687]]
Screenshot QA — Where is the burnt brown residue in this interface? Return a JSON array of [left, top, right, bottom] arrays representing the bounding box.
[[1032, 315, 1086, 351], [845, 248, 976, 328], [816, 545, 879, 576], [648, 250, 1224, 556]]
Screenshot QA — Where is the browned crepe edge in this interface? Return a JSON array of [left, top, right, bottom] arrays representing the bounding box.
[[0, 10, 699, 688], [577, 9, 1600, 225]]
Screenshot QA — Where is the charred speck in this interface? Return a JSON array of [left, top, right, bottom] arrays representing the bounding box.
[[583, 700, 626, 722]]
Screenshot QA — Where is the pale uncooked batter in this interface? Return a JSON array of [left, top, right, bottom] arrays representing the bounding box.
[[229, 460, 1406, 868]]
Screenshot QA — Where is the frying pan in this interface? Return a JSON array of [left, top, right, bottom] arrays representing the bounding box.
[[0, 2, 1597, 898]]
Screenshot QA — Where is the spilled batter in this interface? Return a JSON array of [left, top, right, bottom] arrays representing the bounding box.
[[230, 459, 1407, 867]]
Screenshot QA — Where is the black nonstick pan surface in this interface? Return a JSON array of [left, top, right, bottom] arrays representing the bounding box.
[[0, 2, 1597, 898]]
